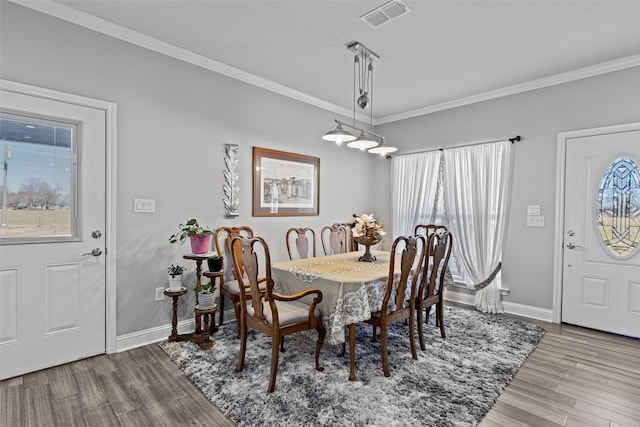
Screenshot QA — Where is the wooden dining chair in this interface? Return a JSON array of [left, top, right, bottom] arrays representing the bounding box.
[[416, 231, 453, 350], [360, 235, 425, 377], [232, 236, 326, 393], [213, 226, 267, 332], [335, 222, 359, 252], [321, 224, 350, 255], [285, 227, 316, 260], [414, 224, 448, 238]]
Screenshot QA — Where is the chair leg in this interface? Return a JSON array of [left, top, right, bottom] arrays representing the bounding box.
[[380, 325, 390, 377], [371, 324, 377, 342], [437, 303, 446, 338], [218, 294, 226, 326], [280, 336, 285, 352], [314, 324, 326, 372], [235, 315, 247, 373], [233, 300, 241, 339], [409, 310, 417, 360], [338, 342, 346, 357], [268, 333, 281, 393], [417, 304, 426, 351]]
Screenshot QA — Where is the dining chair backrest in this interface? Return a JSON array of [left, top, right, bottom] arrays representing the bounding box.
[[231, 236, 274, 317], [335, 222, 359, 252], [214, 226, 254, 281], [381, 235, 424, 317], [421, 231, 453, 298], [285, 227, 316, 260], [321, 224, 350, 255], [414, 224, 448, 239]]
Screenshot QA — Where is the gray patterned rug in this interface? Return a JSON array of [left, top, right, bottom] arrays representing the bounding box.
[[159, 305, 543, 427]]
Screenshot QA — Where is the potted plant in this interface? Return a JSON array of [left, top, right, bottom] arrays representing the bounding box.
[[169, 218, 214, 254], [195, 281, 217, 309], [167, 264, 186, 290], [207, 255, 224, 272]]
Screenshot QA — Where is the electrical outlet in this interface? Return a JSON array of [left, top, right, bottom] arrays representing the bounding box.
[[155, 287, 165, 301]]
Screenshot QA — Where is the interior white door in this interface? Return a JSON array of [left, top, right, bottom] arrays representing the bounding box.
[[0, 90, 106, 379], [562, 127, 640, 338]]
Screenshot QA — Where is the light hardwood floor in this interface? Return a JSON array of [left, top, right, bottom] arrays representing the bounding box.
[[1, 314, 638, 426]]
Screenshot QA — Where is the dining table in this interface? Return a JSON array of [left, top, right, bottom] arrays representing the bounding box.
[[271, 250, 453, 381]]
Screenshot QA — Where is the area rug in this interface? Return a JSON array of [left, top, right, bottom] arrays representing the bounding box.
[[160, 305, 544, 426]]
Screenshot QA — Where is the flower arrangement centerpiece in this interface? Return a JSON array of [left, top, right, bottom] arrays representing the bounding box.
[[352, 213, 386, 262]]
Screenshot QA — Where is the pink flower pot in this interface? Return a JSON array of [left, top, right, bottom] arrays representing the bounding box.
[[190, 235, 211, 254]]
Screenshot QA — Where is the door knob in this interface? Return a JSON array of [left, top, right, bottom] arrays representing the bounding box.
[[83, 248, 103, 256], [566, 243, 582, 250], [92, 230, 102, 239], [566, 230, 575, 237]]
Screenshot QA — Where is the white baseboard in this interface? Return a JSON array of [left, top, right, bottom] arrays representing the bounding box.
[[116, 309, 236, 353], [444, 290, 554, 323], [502, 301, 553, 322]]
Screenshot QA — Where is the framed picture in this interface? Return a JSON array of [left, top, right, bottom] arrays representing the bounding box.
[[253, 147, 320, 216]]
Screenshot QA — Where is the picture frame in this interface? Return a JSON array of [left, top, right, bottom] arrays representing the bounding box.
[[253, 147, 320, 216]]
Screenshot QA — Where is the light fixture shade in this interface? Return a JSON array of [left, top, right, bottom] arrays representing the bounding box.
[[322, 123, 356, 145], [368, 143, 398, 156], [347, 132, 379, 150]]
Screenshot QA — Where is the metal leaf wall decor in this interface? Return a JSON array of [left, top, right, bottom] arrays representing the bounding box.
[[223, 144, 240, 217]]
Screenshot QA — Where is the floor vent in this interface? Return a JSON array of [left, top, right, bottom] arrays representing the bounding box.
[[360, 0, 411, 29]]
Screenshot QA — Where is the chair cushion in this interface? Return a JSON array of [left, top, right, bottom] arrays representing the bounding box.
[[222, 279, 267, 295], [247, 300, 320, 326]]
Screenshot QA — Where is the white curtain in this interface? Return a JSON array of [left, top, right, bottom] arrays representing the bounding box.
[[391, 151, 441, 238], [442, 140, 513, 314]]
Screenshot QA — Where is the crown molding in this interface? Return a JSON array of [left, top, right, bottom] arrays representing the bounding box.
[[9, 0, 371, 123], [11, 0, 640, 126], [376, 53, 640, 125]]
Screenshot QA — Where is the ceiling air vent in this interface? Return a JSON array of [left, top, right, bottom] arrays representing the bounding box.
[[360, 0, 411, 29]]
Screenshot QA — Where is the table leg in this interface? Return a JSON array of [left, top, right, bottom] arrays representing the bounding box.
[[349, 323, 357, 381]]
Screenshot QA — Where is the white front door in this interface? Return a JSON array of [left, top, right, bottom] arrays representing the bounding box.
[[0, 88, 107, 379], [561, 125, 640, 338]]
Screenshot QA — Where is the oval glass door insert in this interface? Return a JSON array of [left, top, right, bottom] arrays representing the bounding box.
[[596, 157, 640, 257]]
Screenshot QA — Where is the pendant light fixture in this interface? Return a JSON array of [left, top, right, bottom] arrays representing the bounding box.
[[322, 42, 398, 156]]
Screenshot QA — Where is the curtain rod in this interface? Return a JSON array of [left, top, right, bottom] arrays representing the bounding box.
[[394, 135, 521, 157]]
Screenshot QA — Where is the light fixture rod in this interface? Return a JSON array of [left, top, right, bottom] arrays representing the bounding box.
[[347, 42, 380, 61], [334, 119, 384, 141]]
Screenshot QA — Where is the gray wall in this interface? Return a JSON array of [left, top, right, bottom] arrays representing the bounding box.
[[0, 3, 386, 336], [377, 67, 640, 310]]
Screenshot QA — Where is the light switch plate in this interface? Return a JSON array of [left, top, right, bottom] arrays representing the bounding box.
[[134, 198, 156, 213], [527, 205, 541, 216]]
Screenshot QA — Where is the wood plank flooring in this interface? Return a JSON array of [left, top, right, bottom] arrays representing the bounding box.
[[480, 320, 640, 427], [2, 314, 638, 426]]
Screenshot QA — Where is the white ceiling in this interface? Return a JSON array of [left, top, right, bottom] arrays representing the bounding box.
[[16, 0, 640, 123]]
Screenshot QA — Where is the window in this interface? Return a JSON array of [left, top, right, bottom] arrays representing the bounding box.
[[0, 112, 78, 243], [596, 157, 640, 258]]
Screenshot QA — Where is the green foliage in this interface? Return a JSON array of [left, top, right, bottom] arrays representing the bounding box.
[[167, 264, 186, 277], [195, 281, 217, 294], [168, 218, 213, 244]]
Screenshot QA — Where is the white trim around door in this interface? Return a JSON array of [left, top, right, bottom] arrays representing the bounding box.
[[0, 79, 118, 354], [553, 121, 640, 324]]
